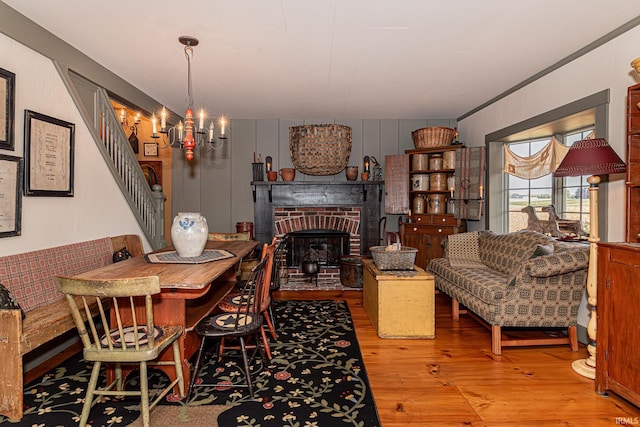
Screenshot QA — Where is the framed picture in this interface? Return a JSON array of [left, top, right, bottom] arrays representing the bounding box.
[[24, 110, 75, 197], [0, 154, 22, 237], [0, 68, 15, 151], [144, 142, 158, 157]]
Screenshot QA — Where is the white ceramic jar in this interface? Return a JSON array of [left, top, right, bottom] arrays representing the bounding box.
[[171, 212, 209, 257]]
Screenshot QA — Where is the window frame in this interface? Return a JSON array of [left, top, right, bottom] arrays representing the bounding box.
[[484, 89, 610, 238]]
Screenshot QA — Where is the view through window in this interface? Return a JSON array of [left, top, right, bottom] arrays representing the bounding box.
[[506, 129, 593, 234]]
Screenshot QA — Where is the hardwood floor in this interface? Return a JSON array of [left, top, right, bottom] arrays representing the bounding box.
[[274, 290, 640, 427], [26, 289, 640, 426]]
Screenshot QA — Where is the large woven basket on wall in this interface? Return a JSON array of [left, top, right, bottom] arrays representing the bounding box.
[[289, 124, 352, 176], [411, 126, 456, 149]]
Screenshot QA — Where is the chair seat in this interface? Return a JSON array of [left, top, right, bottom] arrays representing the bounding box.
[[84, 325, 183, 362], [195, 313, 263, 338]]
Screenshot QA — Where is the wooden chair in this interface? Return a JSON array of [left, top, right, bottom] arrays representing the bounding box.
[[189, 255, 269, 399], [218, 238, 278, 359], [56, 276, 185, 427]]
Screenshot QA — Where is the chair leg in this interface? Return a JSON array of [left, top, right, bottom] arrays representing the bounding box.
[[263, 308, 278, 340], [260, 326, 272, 360], [187, 336, 208, 402], [139, 361, 150, 427], [172, 340, 185, 397], [238, 336, 254, 398], [79, 361, 102, 427]]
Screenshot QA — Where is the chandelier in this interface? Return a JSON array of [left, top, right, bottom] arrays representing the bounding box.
[[154, 36, 228, 161]]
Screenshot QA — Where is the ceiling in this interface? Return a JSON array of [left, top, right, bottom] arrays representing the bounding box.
[[4, 0, 640, 120]]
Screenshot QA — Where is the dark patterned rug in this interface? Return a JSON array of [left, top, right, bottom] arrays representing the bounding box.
[[1, 300, 380, 427]]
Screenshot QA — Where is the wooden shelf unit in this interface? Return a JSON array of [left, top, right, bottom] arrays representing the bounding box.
[[386, 146, 466, 269], [626, 83, 640, 242]]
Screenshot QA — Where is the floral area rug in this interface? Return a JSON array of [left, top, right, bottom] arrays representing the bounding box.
[[0, 300, 380, 427]]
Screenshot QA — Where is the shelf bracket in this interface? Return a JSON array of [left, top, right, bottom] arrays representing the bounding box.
[[362, 184, 368, 202]]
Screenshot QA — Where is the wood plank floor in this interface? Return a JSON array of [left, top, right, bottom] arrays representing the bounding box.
[[26, 289, 640, 426], [274, 290, 640, 427]]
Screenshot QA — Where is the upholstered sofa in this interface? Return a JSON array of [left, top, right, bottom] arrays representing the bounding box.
[[427, 230, 589, 355]]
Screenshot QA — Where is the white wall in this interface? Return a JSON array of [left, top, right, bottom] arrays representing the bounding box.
[[0, 33, 147, 256], [458, 25, 640, 242]]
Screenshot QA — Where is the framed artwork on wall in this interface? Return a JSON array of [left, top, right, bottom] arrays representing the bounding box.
[[24, 110, 75, 197], [0, 154, 22, 237], [144, 142, 158, 157], [0, 68, 16, 151]]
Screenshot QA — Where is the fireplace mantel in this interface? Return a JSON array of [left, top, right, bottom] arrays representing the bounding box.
[[252, 181, 384, 255]]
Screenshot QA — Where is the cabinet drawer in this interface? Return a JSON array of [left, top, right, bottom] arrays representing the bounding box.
[[411, 214, 459, 226], [404, 224, 458, 236]]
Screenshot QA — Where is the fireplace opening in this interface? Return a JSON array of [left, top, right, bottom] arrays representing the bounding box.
[[286, 229, 350, 268]]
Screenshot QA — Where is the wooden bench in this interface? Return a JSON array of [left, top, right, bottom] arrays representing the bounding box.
[[0, 235, 143, 421]]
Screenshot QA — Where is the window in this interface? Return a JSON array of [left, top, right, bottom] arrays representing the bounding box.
[[505, 129, 593, 234], [485, 90, 609, 238]]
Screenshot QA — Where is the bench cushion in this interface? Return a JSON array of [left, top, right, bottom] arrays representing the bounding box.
[[0, 238, 114, 312]]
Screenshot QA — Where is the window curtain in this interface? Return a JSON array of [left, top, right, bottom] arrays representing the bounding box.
[[503, 136, 569, 179]]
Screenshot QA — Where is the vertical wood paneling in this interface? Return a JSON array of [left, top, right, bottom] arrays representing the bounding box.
[[172, 118, 456, 236], [229, 120, 256, 228]]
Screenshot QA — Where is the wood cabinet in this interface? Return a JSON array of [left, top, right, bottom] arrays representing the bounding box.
[[626, 84, 640, 242], [387, 146, 466, 269], [401, 214, 466, 269], [596, 242, 640, 407], [362, 258, 435, 338]]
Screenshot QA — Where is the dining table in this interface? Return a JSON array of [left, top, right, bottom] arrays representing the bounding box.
[[70, 239, 259, 397]]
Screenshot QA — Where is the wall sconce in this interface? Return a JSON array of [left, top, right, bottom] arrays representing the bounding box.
[[363, 156, 370, 173], [265, 156, 273, 172]]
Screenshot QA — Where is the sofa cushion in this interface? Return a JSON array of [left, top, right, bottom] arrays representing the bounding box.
[[428, 257, 510, 304], [0, 238, 114, 312], [478, 230, 555, 276], [507, 243, 555, 286]]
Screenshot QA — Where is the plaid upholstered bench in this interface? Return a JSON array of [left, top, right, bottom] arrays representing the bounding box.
[[0, 235, 143, 421], [427, 230, 589, 355]]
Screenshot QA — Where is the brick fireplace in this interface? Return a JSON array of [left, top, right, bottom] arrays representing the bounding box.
[[252, 181, 383, 283]]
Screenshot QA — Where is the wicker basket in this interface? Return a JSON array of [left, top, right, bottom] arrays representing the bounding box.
[[411, 127, 456, 149], [369, 246, 418, 271], [289, 124, 352, 176]]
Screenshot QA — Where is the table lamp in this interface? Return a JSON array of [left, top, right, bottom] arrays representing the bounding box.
[[553, 138, 626, 379]]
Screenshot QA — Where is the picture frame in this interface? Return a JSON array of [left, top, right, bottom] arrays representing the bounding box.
[[0, 68, 15, 151], [0, 154, 23, 237], [24, 110, 75, 197], [144, 142, 158, 157]]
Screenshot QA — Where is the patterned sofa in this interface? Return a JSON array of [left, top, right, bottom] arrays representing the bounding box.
[[427, 230, 589, 355]]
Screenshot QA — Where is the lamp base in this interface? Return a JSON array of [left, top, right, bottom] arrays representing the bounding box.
[[571, 358, 595, 379]]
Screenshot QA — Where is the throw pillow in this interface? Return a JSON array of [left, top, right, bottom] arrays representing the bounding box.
[[447, 231, 485, 268], [113, 247, 132, 263], [507, 243, 555, 286], [0, 283, 25, 319]]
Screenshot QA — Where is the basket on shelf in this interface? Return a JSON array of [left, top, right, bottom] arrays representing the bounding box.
[[289, 124, 352, 176], [369, 246, 418, 270], [411, 126, 456, 149]]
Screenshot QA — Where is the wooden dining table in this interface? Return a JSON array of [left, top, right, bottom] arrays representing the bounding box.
[[70, 239, 259, 397]]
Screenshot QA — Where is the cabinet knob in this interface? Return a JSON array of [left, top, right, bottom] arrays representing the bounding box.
[[441, 217, 446, 222], [413, 227, 418, 232], [438, 228, 443, 233], [417, 217, 422, 222]]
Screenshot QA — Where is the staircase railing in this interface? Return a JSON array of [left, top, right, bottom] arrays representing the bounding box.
[[59, 66, 165, 250]]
